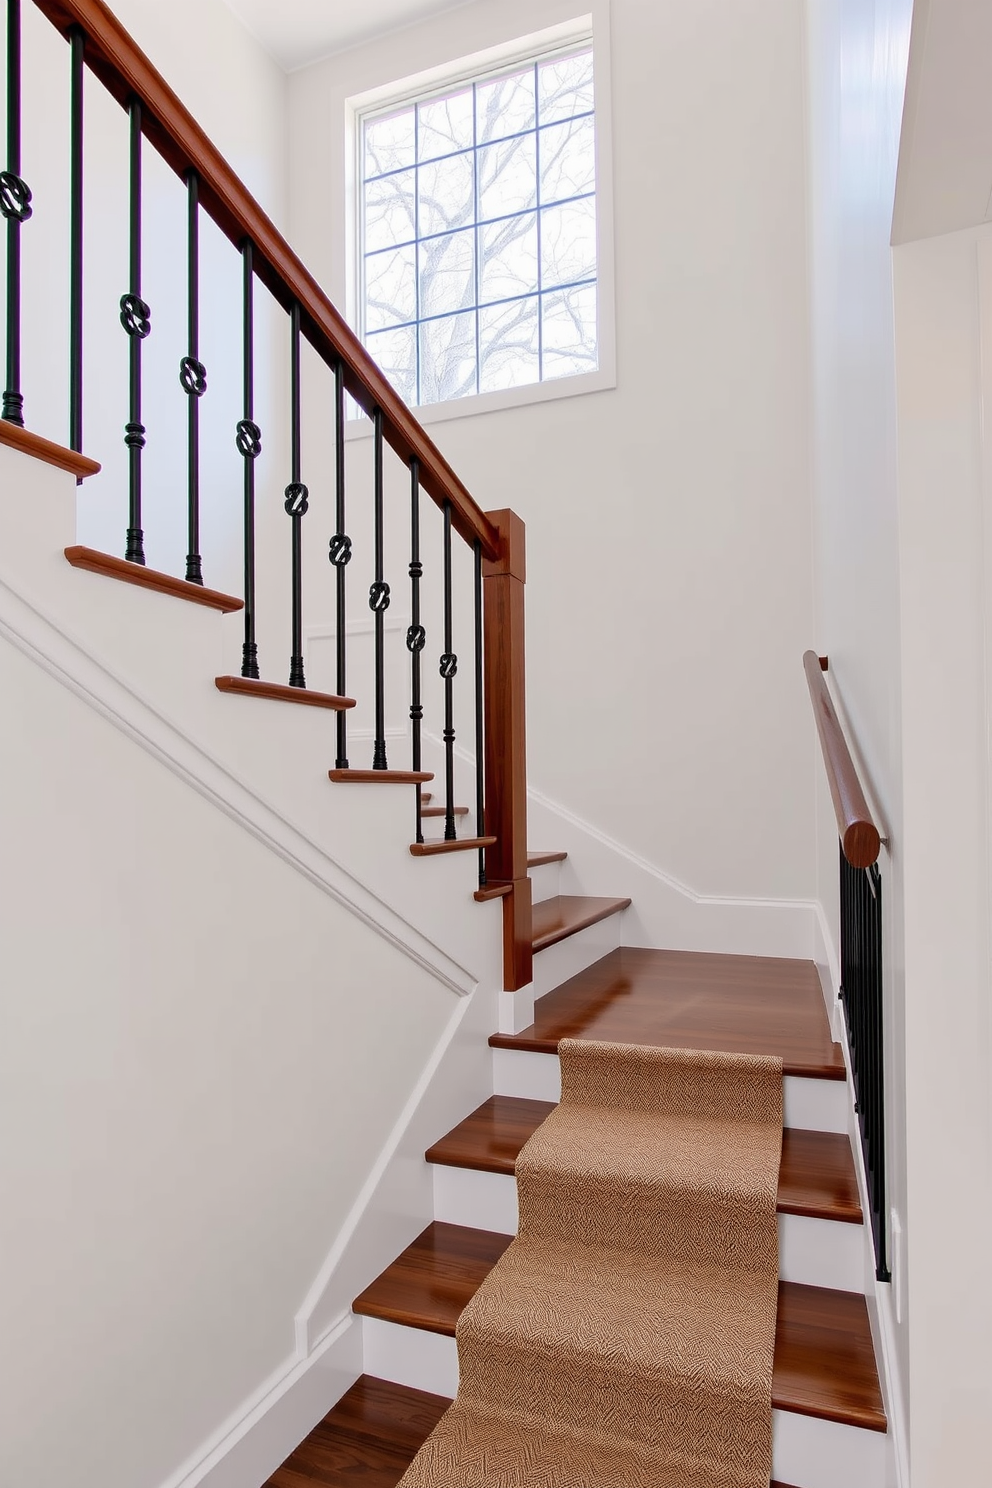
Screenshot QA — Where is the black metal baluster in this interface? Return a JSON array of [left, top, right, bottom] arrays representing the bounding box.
[[238, 240, 261, 678], [329, 361, 350, 767], [181, 170, 206, 583], [370, 408, 389, 769], [286, 303, 307, 687], [408, 457, 425, 842], [474, 537, 486, 885], [69, 26, 84, 454], [2, 0, 32, 426], [440, 499, 457, 840], [120, 99, 149, 564]]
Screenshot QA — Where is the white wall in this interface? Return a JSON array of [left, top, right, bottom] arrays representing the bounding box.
[[0, 622, 461, 1488], [892, 223, 992, 1488], [803, 0, 912, 1453], [288, 0, 817, 912]]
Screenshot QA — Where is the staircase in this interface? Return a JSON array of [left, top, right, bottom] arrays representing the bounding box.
[[266, 851, 889, 1488], [0, 4, 894, 1486]]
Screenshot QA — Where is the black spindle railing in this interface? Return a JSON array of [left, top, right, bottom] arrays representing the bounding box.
[[120, 97, 149, 564], [370, 407, 389, 770], [181, 169, 206, 583], [68, 25, 84, 454], [2, 0, 31, 426], [474, 538, 486, 885], [840, 847, 890, 1281], [408, 457, 425, 842], [440, 499, 457, 841], [329, 360, 350, 766], [286, 303, 307, 687], [238, 239, 261, 678]]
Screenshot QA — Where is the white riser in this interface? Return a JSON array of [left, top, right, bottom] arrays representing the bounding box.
[[431, 1164, 865, 1292], [360, 1316, 886, 1486], [527, 860, 561, 901], [492, 1048, 850, 1133], [531, 910, 624, 1002]]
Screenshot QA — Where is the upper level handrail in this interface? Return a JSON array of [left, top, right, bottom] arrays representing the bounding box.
[[33, 0, 500, 562], [803, 651, 881, 870]]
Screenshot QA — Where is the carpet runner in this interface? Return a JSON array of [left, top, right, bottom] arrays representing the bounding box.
[[399, 1038, 784, 1488]]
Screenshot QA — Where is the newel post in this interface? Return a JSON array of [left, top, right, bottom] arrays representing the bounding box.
[[483, 508, 532, 991]]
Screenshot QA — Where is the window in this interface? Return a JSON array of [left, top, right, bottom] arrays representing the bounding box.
[[359, 43, 599, 410]]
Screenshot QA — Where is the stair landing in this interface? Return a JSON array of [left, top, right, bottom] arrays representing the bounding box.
[[490, 947, 846, 1080]]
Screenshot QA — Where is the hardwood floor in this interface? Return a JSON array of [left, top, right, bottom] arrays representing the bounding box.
[[491, 946, 847, 1079], [351, 1222, 886, 1431], [265, 1375, 805, 1486], [425, 1095, 863, 1224]]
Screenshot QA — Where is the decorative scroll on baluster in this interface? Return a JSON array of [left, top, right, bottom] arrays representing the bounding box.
[[474, 538, 486, 886], [120, 98, 149, 564], [329, 361, 351, 767], [68, 25, 84, 454], [2, 0, 32, 427], [286, 303, 308, 687], [440, 500, 457, 841], [181, 170, 207, 584], [238, 240, 261, 678], [370, 408, 390, 770], [408, 457, 426, 843]]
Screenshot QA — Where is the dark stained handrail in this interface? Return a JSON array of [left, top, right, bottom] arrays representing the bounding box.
[[803, 651, 881, 870], [31, 0, 500, 561]]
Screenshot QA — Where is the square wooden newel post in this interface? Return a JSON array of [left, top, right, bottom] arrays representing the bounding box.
[[483, 509, 532, 991]]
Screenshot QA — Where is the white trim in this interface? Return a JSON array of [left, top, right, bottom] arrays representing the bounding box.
[[344, 364, 616, 434], [294, 989, 474, 1354], [157, 1312, 360, 1488], [0, 571, 475, 999]]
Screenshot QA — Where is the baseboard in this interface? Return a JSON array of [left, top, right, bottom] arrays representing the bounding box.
[[159, 1313, 361, 1488], [526, 784, 818, 959]]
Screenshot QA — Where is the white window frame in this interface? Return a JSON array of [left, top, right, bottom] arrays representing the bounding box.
[[343, 7, 615, 435]]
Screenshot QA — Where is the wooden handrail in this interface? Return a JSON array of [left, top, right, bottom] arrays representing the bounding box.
[[803, 651, 881, 870], [32, 0, 500, 561]]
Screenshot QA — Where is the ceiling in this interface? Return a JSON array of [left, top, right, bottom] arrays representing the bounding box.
[[221, 0, 472, 71]]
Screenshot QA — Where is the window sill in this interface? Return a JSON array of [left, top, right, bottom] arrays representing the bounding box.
[[344, 362, 615, 439]]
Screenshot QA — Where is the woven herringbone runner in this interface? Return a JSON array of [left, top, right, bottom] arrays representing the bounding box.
[[399, 1039, 783, 1488]]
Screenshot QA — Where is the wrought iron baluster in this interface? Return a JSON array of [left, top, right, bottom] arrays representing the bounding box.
[[181, 170, 206, 583], [440, 499, 457, 840], [370, 407, 389, 770], [69, 26, 84, 455], [474, 537, 486, 885], [286, 303, 307, 687], [120, 98, 149, 564], [2, 0, 31, 426], [408, 457, 425, 843], [329, 361, 350, 767], [238, 240, 261, 678]]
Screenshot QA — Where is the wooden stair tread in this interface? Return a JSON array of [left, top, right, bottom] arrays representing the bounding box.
[[425, 1097, 862, 1225], [421, 804, 468, 818], [329, 769, 433, 784], [215, 676, 355, 709], [474, 883, 512, 902], [65, 546, 243, 612], [265, 1374, 805, 1486], [527, 850, 567, 868], [264, 1375, 450, 1486], [531, 894, 631, 953], [490, 947, 847, 1081], [352, 1224, 886, 1433], [410, 837, 495, 857], [0, 421, 101, 478]]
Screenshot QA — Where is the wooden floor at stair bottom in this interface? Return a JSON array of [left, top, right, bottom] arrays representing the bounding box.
[[352, 1222, 886, 1433], [264, 1374, 812, 1487], [490, 946, 847, 1080], [426, 1095, 863, 1223]]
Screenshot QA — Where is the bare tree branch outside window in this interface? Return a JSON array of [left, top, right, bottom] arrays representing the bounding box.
[[361, 48, 598, 408]]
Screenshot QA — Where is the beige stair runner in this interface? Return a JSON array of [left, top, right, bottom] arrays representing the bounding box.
[[400, 1039, 784, 1488]]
